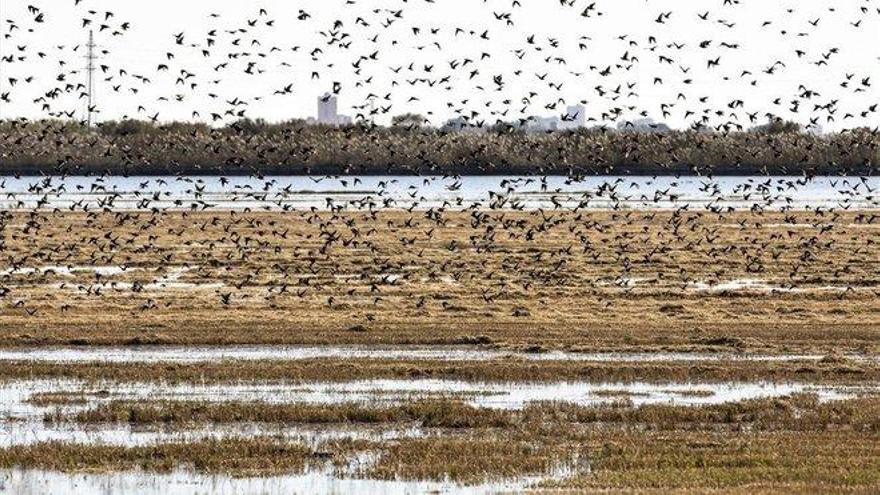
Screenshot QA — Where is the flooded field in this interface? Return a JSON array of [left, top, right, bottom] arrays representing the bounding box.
[[0, 369, 877, 493], [1, 203, 879, 493], [0, 468, 555, 495], [4, 377, 875, 419], [0, 375, 868, 459]]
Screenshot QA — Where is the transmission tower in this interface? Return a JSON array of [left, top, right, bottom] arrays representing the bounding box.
[[85, 30, 97, 129]]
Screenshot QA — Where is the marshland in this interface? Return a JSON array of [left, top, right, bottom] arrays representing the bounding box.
[[1, 188, 879, 493], [3, 0, 880, 492]]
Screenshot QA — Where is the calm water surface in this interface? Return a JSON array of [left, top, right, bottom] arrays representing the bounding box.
[[1, 175, 877, 210]]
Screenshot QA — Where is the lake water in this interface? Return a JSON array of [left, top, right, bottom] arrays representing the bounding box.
[[1, 175, 877, 210]]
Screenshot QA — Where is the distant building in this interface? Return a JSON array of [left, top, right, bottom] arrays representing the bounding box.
[[616, 117, 670, 133], [314, 93, 352, 126], [560, 104, 586, 130], [318, 93, 337, 122]]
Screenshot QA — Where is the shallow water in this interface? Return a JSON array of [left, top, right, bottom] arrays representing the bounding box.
[[0, 377, 429, 448], [0, 421, 423, 449], [0, 345, 861, 365], [2, 175, 878, 211], [213, 379, 868, 409], [1, 265, 225, 292], [0, 466, 548, 495], [1, 379, 873, 418], [0, 265, 134, 277], [0, 378, 873, 455], [687, 278, 850, 293]]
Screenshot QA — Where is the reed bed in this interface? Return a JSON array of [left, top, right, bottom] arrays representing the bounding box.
[[1, 119, 877, 176]]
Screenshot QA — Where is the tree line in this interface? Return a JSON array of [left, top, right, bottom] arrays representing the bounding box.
[[0, 118, 877, 176]]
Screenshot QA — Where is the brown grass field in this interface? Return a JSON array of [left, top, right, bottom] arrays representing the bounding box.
[[1, 209, 878, 352], [1, 208, 879, 492]]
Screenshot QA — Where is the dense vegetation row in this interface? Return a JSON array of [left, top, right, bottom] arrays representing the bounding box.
[[1, 118, 877, 176]]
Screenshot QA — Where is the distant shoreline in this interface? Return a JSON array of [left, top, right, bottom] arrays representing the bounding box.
[[3, 160, 874, 177], [1, 170, 876, 178]]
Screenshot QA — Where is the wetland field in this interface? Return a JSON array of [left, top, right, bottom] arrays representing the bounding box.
[[1, 199, 879, 493], [4, 0, 880, 490]]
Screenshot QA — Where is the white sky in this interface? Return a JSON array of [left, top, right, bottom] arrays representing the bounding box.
[[1, 0, 878, 131]]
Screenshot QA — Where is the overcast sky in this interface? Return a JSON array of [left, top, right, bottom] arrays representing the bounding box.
[[1, 0, 878, 131]]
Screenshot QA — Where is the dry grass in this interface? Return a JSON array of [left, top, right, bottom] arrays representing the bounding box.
[[527, 431, 880, 493], [521, 394, 880, 432], [49, 399, 512, 429], [0, 438, 322, 477], [47, 394, 880, 433], [26, 392, 91, 406], [0, 356, 875, 384], [1, 210, 878, 353], [368, 436, 569, 484]]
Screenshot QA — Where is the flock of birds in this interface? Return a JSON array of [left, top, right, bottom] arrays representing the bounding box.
[[1, 0, 878, 129], [0, 174, 878, 317], [0, 1, 879, 317]]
